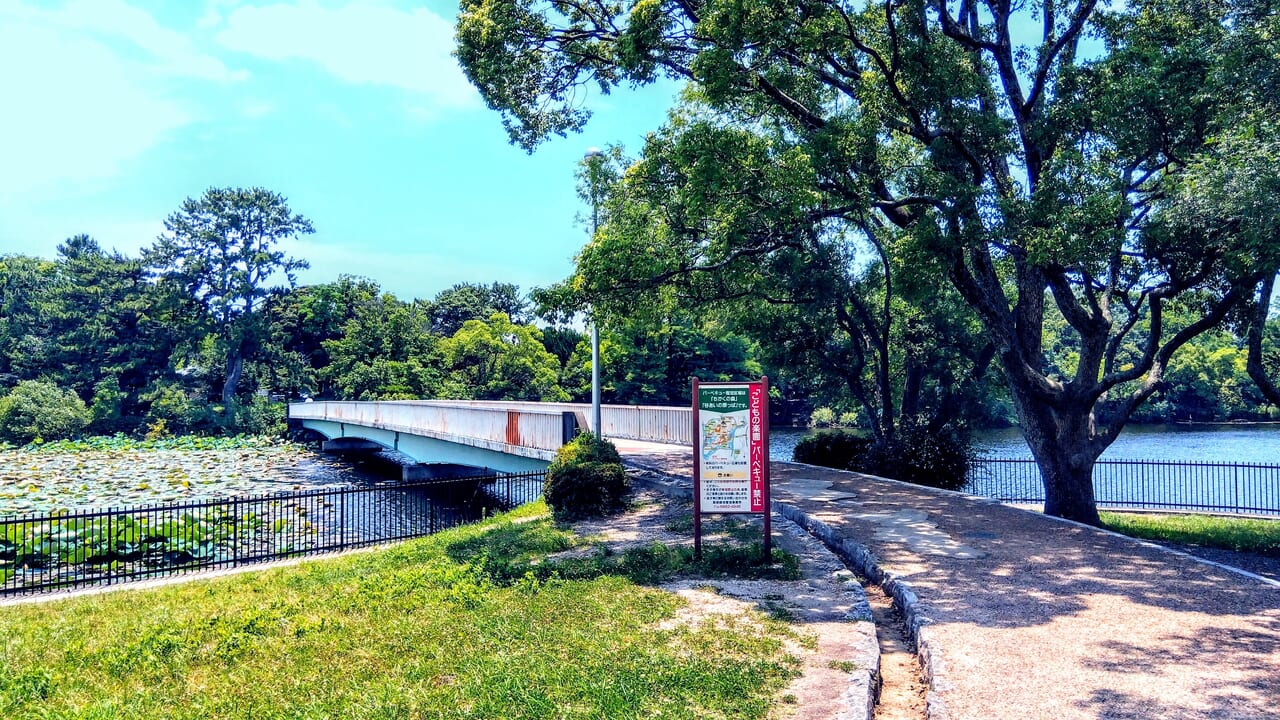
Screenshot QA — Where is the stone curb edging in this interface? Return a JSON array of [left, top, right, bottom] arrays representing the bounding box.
[[627, 468, 879, 720], [774, 500, 951, 720]]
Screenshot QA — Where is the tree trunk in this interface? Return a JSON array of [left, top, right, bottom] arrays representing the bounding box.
[[222, 352, 244, 408], [1033, 440, 1101, 526], [1246, 274, 1280, 406], [1007, 376, 1104, 526]]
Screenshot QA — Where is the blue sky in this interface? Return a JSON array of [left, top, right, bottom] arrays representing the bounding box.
[[0, 0, 679, 301]]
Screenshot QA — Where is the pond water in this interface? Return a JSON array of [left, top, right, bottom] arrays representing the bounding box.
[[0, 444, 386, 517], [771, 423, 1280, 464], [974, 423, 1280, 463]]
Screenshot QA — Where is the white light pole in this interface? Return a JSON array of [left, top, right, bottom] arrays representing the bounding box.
[[585, 147, 604, 438]]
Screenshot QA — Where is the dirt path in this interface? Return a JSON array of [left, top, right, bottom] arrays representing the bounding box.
[[864, 583, 928, 720]]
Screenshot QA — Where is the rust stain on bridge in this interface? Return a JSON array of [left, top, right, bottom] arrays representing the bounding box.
[[506, 411, 521, 446]]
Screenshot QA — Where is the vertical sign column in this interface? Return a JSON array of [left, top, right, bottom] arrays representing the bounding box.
[[692, 377, 771, 561]]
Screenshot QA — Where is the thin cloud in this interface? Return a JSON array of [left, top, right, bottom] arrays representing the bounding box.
[[215, 1, 479, 110], [0, 0, 244, 197]]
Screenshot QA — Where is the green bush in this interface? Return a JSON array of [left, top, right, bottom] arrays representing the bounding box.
[[0, 380, 91, 445], [554, 431, 622, 466], [808, 407, 837, 428], [88, 377, 126, 434], [225, 396, 287, 436], [794, 422, 974, 491], [141, 380, 216, 435], [793, 430, 872, 469], [859, 423, 974, 491], [544, 433, 629, 520]]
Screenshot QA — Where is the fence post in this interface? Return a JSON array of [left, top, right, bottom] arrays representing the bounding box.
[[1234, 464, 1240, 511]]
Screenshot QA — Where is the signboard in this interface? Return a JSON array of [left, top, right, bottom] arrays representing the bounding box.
[[692, 377, 771, 560]]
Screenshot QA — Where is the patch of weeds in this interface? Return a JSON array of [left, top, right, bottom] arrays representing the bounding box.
[[696, 515, 768, 543], [664, 515, 694, 533], [762, 600, 795, 622], [443, 517, 575, 565], [827, 659, 862, 673], [478, 540, 801, 588]]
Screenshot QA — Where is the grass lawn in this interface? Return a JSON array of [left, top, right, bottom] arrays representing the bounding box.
[[1101, 511, 1280, 556], [0, 503, 801, 719]]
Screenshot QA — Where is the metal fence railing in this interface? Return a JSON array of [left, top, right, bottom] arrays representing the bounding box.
[[967, 458, 1280, 516], [0, 471, 544, 597]]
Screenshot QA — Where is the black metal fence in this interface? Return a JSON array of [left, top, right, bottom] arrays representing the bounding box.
[[968, 458, 1280, 516], [0, 471, 544, 597]]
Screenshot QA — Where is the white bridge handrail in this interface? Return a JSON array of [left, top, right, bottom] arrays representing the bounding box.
[[291, 400, 692, 447], [395, 400, 693, 446], [289, 400, 572, 453]]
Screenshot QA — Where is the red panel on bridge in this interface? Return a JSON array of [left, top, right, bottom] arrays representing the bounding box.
[[506, 411, 520, 446]]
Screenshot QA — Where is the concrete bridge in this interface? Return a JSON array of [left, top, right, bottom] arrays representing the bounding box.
[[289, 400, 690, 478]]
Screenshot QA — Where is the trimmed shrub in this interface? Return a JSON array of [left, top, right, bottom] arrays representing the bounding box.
[[793, 430, 872, 470], [0, 380, 91, 445], [544, 432, 629, 521]]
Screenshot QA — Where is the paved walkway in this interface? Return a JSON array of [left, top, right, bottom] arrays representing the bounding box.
[[616, 440, 1280, 720]]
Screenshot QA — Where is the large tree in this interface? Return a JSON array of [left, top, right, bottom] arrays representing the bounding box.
[[429, 282, 531, 336], [439, 313, 569, 401], [146, 187, 312, 408], [458, 0, 1280, 523], [321, 292, 441, 400]]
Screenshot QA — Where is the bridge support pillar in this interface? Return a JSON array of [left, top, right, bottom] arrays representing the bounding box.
[[403, 463, 493, 481], [321, 438, 383, 454]]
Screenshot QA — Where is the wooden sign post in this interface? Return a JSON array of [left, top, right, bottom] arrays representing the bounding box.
[[691, 376, 771, 562]]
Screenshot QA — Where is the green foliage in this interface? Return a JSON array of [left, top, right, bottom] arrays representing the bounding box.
[[146, 187, 312, 407], [320, 292, 441, 400], [809, 407, 836, 428], [226, 397, 287, 436], [88, 376, 126, 433], [594, 314, 761, 405], [544, 433, 628, 520], [429, 282, 530, 336], [857, 423, 974, 491], [141, 379, 217, 436], [553, 431, 622, 466], [793, 431, 872, 470], [440, 313, 568, 402], [447, 516, 800, 585], [14, 434, 290, 453], [453, 0, 1280, 525], [795, 423, 973, 491], [262, 275, 381, 398], [0, 380, 90, 445]]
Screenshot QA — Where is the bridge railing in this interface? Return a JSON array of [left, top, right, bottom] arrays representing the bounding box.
[[290, 401, 574, 453], [393, 400, 693, 446]]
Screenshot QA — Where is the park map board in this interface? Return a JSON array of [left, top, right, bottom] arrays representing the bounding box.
[[692, 378, 770, 559]]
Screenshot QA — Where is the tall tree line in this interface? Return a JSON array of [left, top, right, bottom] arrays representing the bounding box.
[[0, 188, 764, 440]]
